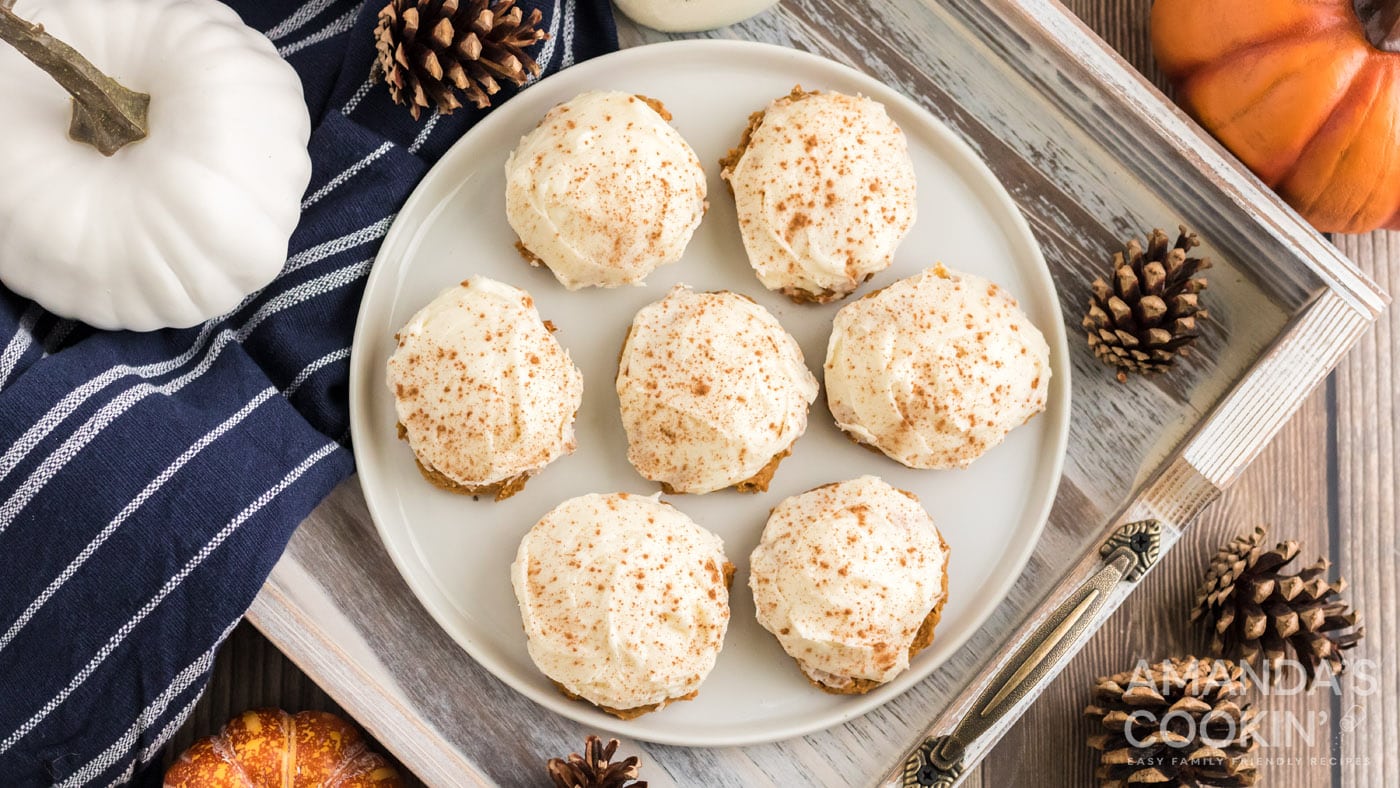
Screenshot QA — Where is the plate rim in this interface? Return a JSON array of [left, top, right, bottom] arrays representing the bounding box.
[[348, 38, 1071, 747]]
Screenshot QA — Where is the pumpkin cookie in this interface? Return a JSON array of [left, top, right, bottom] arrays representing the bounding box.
[[511, 493, 733, 717], [505, 90, 707, 289], [616, 285, 818, 494], [720, 87, 917, 303], [824, 265, 1050, 469], [749, 476, 950, 694], [386, 277, 583, 500]]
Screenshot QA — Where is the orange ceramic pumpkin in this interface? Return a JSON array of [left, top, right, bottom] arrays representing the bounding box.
[[164, 709, 402, 787], [1152, 0, 1400, 233]]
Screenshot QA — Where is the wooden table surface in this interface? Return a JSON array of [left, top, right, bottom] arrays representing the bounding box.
[[159, 2, 1398, 785]]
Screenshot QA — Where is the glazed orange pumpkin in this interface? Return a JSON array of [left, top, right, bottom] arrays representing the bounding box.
[[1152, 0, 1400, 233], [164, 709, 402, 787]]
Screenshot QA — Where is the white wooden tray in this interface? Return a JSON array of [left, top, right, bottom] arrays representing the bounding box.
[[247, 1, 1387, 785]]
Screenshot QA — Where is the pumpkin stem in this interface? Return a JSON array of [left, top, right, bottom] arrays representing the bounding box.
[[1361, 0, 1400, 51], [0, 4, 150, 155]]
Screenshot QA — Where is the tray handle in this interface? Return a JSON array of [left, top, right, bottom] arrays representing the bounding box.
[[879, 520, 1162, 788]]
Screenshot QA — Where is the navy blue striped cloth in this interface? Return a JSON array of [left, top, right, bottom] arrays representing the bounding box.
[[0, 2, 616, 784]]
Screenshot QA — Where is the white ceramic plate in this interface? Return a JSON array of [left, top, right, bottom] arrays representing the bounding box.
[[349, 40, 1070, 747]]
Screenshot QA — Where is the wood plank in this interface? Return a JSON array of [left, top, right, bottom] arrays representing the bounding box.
[[1066, 0, 1164, 92], [1331, 232, 1398, 788]]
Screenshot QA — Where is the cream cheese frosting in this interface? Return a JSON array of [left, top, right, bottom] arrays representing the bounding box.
[[510, 492, 732, 712], [505, 90, 708, 290], [616, 285, 819, 494], [749, 476, 949, 689], [721, 88, 917, 301], [386, 276, 583, 492], [825, 265, 1050, 470]]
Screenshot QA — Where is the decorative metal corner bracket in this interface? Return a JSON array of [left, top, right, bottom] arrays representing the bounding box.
[[901, 735, 963, 788], [1098, 519, 1161, 582]]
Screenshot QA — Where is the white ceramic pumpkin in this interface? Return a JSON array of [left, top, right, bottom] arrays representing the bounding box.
[[0, 0, 312, 331]]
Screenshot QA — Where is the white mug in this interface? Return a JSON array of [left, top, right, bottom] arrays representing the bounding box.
[[612, 0, 781, 32]]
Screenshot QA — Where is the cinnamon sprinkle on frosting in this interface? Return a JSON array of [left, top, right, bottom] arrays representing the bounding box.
[[505, 91, 707, 290], [749, 475, 949, 690], [616, 285, 818, 494], [386, 276, 583, 492], [511, 492, 731, 713], [824, 265, 1050, 469], [720, 88, 917, 303]]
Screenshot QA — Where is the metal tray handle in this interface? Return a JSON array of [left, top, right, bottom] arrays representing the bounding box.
[[880, 520, 1162, 788]]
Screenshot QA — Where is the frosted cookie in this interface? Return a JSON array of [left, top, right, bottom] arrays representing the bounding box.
[[386, 277, 583, 500], [749, 475, 949, 694], [505, 91, 707, 289], [720, 87, 917, 303], [511, 492, 733, 717], [616, 285, 818, 494], [824, 265, 1050, 469]]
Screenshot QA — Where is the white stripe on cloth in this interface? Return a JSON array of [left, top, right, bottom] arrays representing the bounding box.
[[0, 304, 41, 389], [277, 4, 361, 58], [0, 337, 201, 487], [525, 0, 563, 85], [302, 142, 395, 210], [407, 113, 441, 154], [56, 616, 241, 787], [133, 689, 202, 774], [0, 217, 390, 491], [263, 0, 341, 41], [341, 77, 375, 115], [0, 388, 279, 654], [0, 258, 373, 535], [285, 216, 393, 274], [108, 686, 202, 787], [121, 690, 202, 786], [0, 441, 340, 755], [284, 347, 351, 398], [561, 0, 577, 69]]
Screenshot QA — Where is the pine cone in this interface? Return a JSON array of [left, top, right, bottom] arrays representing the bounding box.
[[546, 735, 647, 788], [372, 0, 547, 119], [1084, 656, 1258, 787], [1083, 226, 1210, 383], [1192, 525, 1364, 685]]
